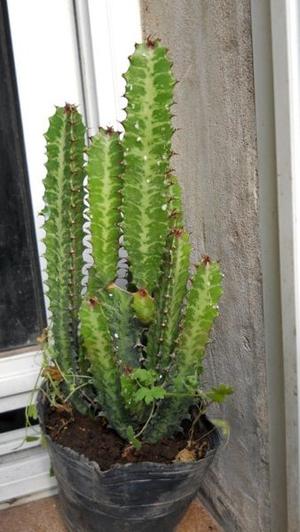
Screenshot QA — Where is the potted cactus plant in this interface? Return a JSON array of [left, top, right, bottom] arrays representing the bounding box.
[[35, 39, 232, 532]]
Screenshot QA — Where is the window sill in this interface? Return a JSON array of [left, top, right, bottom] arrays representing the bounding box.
[[0, 349, 42, 413]]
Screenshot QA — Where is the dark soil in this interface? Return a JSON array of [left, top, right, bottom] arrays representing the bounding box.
[[45, 406, 212, 471]]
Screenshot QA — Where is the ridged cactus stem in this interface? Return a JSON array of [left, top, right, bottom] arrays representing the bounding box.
[[67, 107, 86, 351], [146, 228, 191, 375], [143, 257, 223, 442], [158, 229, 191, 373], [101, 283, 141, 368], [146, 175, 186, 372], [43, 105, 85, 372], [80, 297, 131, 438], [176, 257, 222, 376], [122, 41, 175, 292], [87, 128, 123, 289]]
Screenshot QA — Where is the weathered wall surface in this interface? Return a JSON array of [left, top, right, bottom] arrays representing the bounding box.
[[140, 2, 270, 531]]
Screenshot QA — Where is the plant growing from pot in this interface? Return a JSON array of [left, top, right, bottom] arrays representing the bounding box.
[[34, 39, 232, 532]]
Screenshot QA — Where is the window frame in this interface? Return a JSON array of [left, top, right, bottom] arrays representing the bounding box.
[[252, 0, 300, 529]]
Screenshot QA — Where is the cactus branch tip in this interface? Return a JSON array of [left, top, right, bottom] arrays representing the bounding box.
[[201, 255, 211, 265], [88, 296, 99, 308], [106, 126, 115, 136], [64, 103, 77, 114], [146, 35, 159, 48]]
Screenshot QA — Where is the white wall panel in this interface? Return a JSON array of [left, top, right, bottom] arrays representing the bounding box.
[[89, 0, 141, 129]]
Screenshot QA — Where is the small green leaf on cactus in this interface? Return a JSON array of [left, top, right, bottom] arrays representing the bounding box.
[[121, 368, 156, 405], [131, 368, 156, 386], [26, 404, 38, 420], [121, 368, 165, 410], [148, 386, 166, 401], [132, 289, 155, 324], [135, 385, 166, 405], [206, 384, 234, 403]]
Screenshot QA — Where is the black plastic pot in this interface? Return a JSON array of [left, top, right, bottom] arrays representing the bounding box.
[[38, 393, 221, 532]]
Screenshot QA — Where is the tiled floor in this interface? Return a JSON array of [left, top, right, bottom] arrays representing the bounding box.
[[0, 496, 222, 532]]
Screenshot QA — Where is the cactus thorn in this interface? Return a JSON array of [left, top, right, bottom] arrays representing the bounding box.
[[106, 126, 114, 136], [146, 35, 158, 48], [202, 255, 211, 265]]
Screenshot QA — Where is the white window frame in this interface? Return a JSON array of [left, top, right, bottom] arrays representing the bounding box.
[[270, 1, 300, 529], [252, 0, 300, 530], [0, 349, 57, 508], [0, 350, 42, 414]]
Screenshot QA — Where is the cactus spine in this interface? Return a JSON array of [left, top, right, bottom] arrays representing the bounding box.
[[43, 41, 226, 445]]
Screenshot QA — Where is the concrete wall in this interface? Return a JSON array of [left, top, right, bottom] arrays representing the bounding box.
[[140, 2, 270, 531]]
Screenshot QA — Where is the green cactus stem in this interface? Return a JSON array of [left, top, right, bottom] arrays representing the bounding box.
[[87, 128, 123, 289], [157, 229, 191, 368], [177, 257, 222, 375], [43, 105, 85, 371], [145, 179, 186, 371], [146, 228, 191, 372], [122, 41, 175, 292], [102, 283, 141, 368], [80, 297, 131, 438], [143, 257, 223, 442]]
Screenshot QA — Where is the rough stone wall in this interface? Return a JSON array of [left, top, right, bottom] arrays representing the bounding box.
[[140, 2, 270, 531]]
